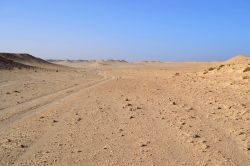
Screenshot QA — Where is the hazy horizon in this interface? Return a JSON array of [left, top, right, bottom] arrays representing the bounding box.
[[1, 0, 250, 61]]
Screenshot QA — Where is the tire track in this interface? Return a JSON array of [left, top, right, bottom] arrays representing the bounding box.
[[0, 72, 113, 135]]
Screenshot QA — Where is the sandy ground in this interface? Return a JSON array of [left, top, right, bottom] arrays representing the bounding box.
[[0, 61, 249, 166]]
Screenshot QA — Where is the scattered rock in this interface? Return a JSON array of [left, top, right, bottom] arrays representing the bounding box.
[[202, 144, 210, 149], [53, 120, 58, 123], [203, 71, 208, 75], [128, 107, 133, 111], [247, 143, 250, 150], [77, 117, 82, 121], [172, 102, 177, 105], [129, 116, 135, 119], [125, 98, 129, 101], [139, 141, 151, 147], [140, 143, 147, 147], [127, 103, 132, 106], [192, 134, 200, 138], [20, 144, 28, 148]]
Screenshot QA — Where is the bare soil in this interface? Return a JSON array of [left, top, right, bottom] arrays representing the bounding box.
[[0, 58, 249, 166]]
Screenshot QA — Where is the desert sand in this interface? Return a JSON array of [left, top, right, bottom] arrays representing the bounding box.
[[0, 53, 249, 166]]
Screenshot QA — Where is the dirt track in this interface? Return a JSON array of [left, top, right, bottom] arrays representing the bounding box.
[[0, 64, 249, 166]]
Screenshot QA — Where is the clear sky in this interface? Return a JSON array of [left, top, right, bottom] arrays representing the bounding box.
[[0, 0, 250, 61]]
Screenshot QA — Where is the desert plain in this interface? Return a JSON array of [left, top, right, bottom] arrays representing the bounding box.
[[0, 53, 249, 166]]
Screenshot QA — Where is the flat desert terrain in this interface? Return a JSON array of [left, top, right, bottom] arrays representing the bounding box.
[[0, 54, 250, 166]]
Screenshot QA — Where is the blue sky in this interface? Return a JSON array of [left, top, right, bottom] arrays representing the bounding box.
[[0, 0, 250, 61]]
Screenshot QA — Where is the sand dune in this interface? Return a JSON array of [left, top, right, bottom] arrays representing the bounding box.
[[225, 55, 250, 64], [0, 54, 249, 166]]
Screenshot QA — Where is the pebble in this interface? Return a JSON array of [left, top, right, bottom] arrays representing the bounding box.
[[247, 143, 250, 150], [129, 116, 135, 119], [128, 107, 133, 111], [20, 144, 28, 148], [192, 134, 200, 138]]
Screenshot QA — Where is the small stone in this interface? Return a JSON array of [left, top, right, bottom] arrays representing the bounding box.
[[20, 144, 28, 148], [129, 116, 135, 119], [247, 143, 250, 150], [139, 141, 150, 147], [136, 106, 142, 109], [140, 144, 147, 147], [172, 102, 177, 105], [203, 144, 210, 149], [125, 98, 129, 101], [77, 117, 82, 121], [192, 134, 200, 138], [53, 120, 58, 123], [238, 132, 245, 135], [6, 92, 10, 95], [180, 122, 186, 125]]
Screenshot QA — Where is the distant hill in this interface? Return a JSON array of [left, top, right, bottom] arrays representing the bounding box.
[[49, 59, 128, 68], [0, 53, 66, 70], [0, 56, 34, 70], [0, 53, 53, 67]]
